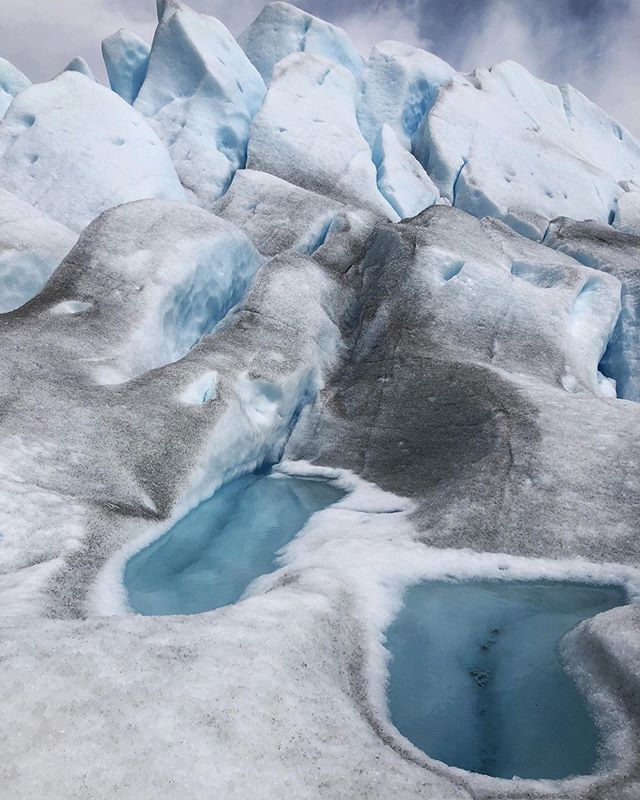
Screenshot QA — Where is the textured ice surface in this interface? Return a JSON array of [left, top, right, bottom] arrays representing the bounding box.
[[102, 29, 150, 104], [372, 123, 440, 219], [135, 0, 265, 207], [0, 3, 639, 799], [414, 61, 640, 239], [386, 580, 626, 779], [248, 53, 396, 217], [62, 57, 95, 79], [357, 41, 456, 149], [0, 56, 30, 119], [126, 471, 344, 615], [239, 2, 363, 84], [614, 189, 640, 235], [0, 188, 77, 312], [546, 217, 640, 402], [0, 71, 184, 231]]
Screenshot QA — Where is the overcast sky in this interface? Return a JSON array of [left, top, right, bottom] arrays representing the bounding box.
[[2, 0, 639, 134]]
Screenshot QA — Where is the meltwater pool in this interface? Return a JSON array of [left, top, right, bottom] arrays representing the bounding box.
[[385, 580, 626, 780]]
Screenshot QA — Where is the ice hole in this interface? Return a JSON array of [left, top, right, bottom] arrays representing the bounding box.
[[124, 471, 345, 616], [510, 261, 565, 288], [385, 580, 627, 780]]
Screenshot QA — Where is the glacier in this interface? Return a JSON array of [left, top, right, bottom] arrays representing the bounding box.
[[0, 3, 639, 800]]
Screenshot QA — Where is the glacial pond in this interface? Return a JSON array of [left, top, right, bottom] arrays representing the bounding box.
[[125, 471, 344, 616], [385, 580, 627, 780]]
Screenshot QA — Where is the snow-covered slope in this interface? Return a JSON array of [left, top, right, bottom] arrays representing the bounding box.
[[1, 3, 640, 800]]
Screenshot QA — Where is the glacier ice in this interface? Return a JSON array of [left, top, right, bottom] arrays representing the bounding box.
[[134, 0, 265, 207], [0, 71, 185, 231], [372, 123, 440, 219], [248, 53, 397, 218], [413, 60, 640, 240], [0, 2, 639, 799], [239, 2, 363, 84], [0, 56, 30, 119], [102, 29, 151, 104], [0, 188, 77, 313], [357, 41, 456, 149], [61, 56, 95, 80]]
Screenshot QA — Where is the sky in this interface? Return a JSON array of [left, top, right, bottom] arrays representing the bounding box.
[[1, 0, 639, 135]]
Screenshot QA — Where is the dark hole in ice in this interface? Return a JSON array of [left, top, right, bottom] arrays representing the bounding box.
[[385, 580, 627, 780], [125, 471, 345, 616]]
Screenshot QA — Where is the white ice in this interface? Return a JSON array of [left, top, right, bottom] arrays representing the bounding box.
[[247, 53, 397, 218], [239, 2, 363, 84], [0, 56, 30, 119], [0, 188, 77, 313], [102, 29, 151, 105], [134, 0, 266, 207], [0, 71, 185, 231]]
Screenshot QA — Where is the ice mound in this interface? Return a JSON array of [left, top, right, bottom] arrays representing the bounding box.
[[30, 199, 264, 384], [0, 71, 185, 231], [239, 2, 363, 84], [102, 29, 151, 104], [134, 0, 266, 207], [247, 53, 396, 218], [0, 56, 30, 119], [0, 188, 77, 312], [414, 61, 640, 240]]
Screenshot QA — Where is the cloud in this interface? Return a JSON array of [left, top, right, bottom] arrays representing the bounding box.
[[419, 0, 640, 135], [335, 0, 431, 58]]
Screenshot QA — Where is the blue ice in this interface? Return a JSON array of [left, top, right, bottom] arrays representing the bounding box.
[[125, 471, 344, 616], [385, 580, 627, 780]]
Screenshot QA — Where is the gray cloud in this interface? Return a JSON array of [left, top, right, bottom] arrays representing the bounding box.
[[0, 0, 638, 134]]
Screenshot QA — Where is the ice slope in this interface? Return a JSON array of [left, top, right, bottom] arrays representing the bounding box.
[[0, 188, 77, 313], [614, 187, 640, 235], [102, 29, 150, 104], [357, 41, 456, 150], [372, 124, 441, 219], [0, 56, 30, 119], [214, 168, 376, 262], [546, 217, 640, 402], [413, 61, 640, 239], [134, 1, 265, 207], [28, 199, 264, 384], [0, 71, 185, 231], [248, 53, 397, 218], [239, 2, 363, 84]]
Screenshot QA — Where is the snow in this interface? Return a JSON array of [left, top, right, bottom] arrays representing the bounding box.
[[134, 0, 265, 207], [0, 71, 185, 232], [247, 53, 397, 218], [0, 56, 30, 119], [239, 1, 363, 84], [0, 188, 77, 313], [102, 29, 151, 104], [414, 60, 640, 240]]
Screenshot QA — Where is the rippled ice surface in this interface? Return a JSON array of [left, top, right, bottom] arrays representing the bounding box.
[[386, 580, 627, 780], [125, 471, 344, 616]]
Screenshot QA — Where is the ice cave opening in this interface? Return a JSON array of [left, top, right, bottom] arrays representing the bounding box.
[[124, 470, 345, 616], [385, 580, 627, 780]]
